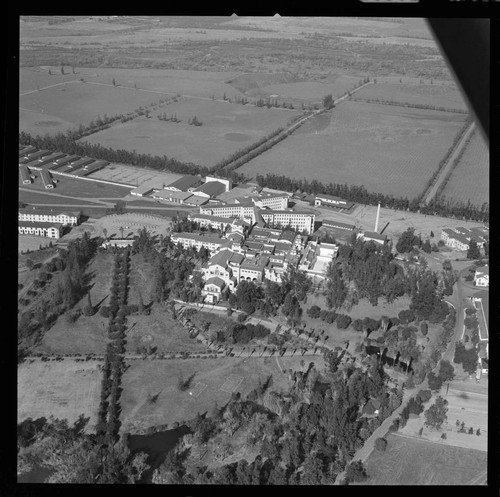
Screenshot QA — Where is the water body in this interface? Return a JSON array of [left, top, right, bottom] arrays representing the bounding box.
[[128, 425, 192, 483]]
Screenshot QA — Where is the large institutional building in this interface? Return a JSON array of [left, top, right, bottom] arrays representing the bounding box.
[[19, 208, 81, 226]]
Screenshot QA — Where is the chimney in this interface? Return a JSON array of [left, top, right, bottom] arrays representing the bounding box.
[[374, 202, 381, 232]]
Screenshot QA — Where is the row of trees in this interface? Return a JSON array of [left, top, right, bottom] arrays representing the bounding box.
[[96, 248, 131, 445], [19, 131, 210, 178], [417, 117, 473, 205], [255, 172, 488, 222], [351, 97, 469, 114]]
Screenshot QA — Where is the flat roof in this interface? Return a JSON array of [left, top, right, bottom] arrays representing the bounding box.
[[171, 232, 225, 244], [19, 208, 80, 217], [315, 193, 348, 202], [184, 195, 208, 206], [189, 213, 234, 223], [131, 184, 155, 195], [194, 181, 226, 197], [165, 175, 201, 191], [322, 219, 355, 230], [153, 190, 192, 200], [363, 231, 387, 241]]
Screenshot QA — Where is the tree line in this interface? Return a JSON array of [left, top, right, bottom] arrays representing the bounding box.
[[351, 97, 469, 114]]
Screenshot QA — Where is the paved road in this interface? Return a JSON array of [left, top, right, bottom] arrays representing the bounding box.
[[423, 121, 476, 204]]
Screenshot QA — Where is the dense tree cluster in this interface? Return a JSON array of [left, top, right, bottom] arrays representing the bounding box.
[[17, 416, 149, 483], [152, 356, 395, 485]]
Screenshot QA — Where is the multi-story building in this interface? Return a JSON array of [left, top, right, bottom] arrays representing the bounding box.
[[440, 228, 486, 251], [170, 232, 231, 254], [188, 213, 235, 231], [254, 192, 289, 210], [259, 210, 315, 235], [200, 202, 258, 224], [19, 208, 81, 226], [19, 221, 62, 239], [202, 277, 226, 304]]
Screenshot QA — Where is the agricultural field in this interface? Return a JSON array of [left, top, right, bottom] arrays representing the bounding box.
[[120, 354, 325, 433], [18, 359, 102, 431], [20, 79, 163, 135], [352, 81, 468, 111], [244, 76, 360, 105], [79, 99, 301, 167], [87, 163, 183, 189], [358, 433, 487, 485], [240, 101, 468, 198], [440, 130, 489, 207], [20, 66, 245, 101]]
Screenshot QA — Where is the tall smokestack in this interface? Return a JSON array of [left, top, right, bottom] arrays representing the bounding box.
[[374, 202, 381, 232]]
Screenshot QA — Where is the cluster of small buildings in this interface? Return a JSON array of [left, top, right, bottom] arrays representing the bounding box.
[[18, 208, 81, 239], [19, 145, 108, 188], [440, 226, 488, 251]]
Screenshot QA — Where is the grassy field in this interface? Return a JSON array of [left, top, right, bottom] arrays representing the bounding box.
[[34, 253, 114, 355], [359, 433, 487, 485], [120, 354, 325, 432], [245, 76, 360, 104], [18, 235, 55, 253], [240, 101, 467, 198], [79, 99, 300, 167], [397, 378, 488, 453], [88, 163, 182, 189], [352, 81, 468, 111], [18, 359, 102, 431], [440, 130, 489, 207], [20, 173, 132, 198], [19, 188, 102, 207], [20, 80, 164, 135]]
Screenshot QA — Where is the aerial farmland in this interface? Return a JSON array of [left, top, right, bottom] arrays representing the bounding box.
[[240, 100, 468, 198]]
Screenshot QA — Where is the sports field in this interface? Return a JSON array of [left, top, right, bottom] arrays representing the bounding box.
[[87, 163, 182, 189], [352, 81, 468, 111], [79, 99, 300, 167], [440, 130, 489, 207], [240, 101, 467, 198], [18, 359, 102, 431], [120, 355, 324, 432], [359, 433, 487, 485]]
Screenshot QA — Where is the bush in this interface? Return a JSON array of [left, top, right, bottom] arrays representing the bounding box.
[[335, 314, 351, 329], [420, 322, 428, 336], [389, 317, 400, 327], [237, 313, 247, 323], [83, 305, 95, 317], [352, 319, 363, 332], [417, 389, 432, 403], [374, 437, 388, 452], [307, 305, 321, 319], [398, 309, 415, 324], [345, 461, 368, 483]]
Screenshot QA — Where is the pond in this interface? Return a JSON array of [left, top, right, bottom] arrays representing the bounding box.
[[128, 425, 192, 483]]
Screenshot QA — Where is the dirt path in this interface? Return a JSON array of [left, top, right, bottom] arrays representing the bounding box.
[[423, 121, 476, 204]]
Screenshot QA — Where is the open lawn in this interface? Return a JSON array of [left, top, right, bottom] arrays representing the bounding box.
[[120, 354, 324, 432], [79, 99, 300, 167], [397, 378, 488, 453], [240, 101, 467, 198], [19, 188, 102, 207], [358, 432, 487, 485], [352, 81, 468, 111], [20, 173, 132, 198], [18, 235, 55, 254], [18, 359, 102, 431], [441, 130, 489, 207]]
